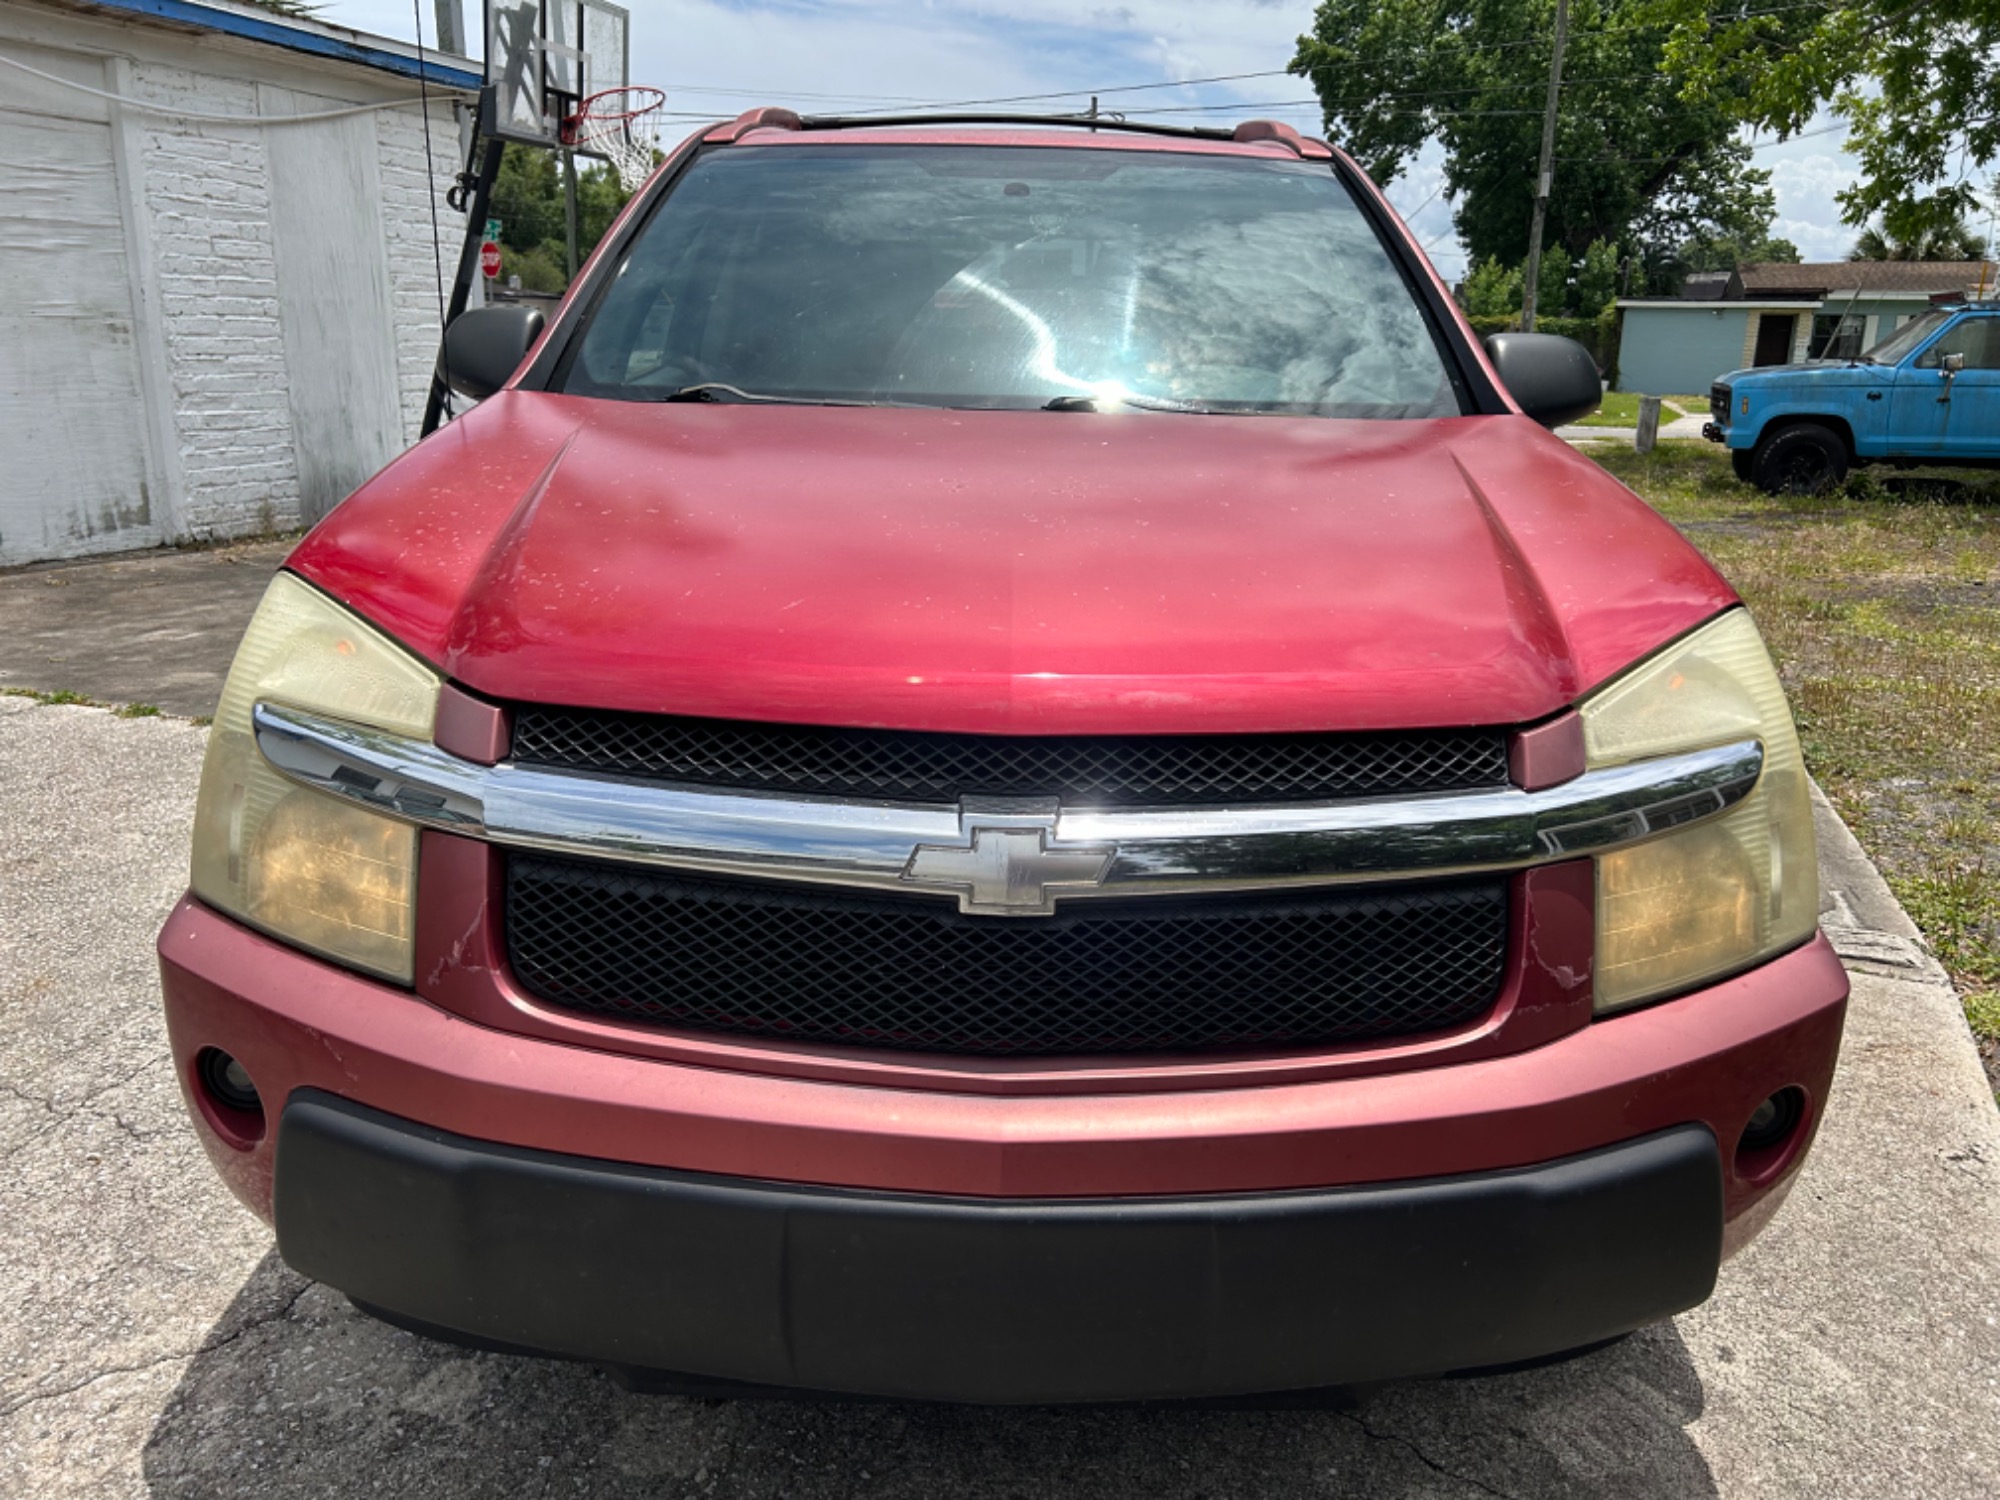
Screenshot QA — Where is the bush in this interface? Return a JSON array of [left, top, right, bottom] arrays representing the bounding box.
[[1464, 310, 1621, 378], [500, 242, 568, 294], [1462, 256, 1524, 316]]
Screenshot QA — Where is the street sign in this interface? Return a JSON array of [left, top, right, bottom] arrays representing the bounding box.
[[479, 240, 502, 278], [485, 217, 503, 242]]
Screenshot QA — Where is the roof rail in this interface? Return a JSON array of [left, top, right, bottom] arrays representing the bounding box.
[[781, 110, 1335, 156], [704, 106, 803, 143]]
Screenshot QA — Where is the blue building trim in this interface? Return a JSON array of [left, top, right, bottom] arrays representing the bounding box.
[[79, 0, 482, 89]]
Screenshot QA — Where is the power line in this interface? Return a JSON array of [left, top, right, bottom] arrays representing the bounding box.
[[635, 3, 1858, 128]]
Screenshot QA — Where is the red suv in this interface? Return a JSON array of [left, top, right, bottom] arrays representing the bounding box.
[[158, 111, 1847, 1403]]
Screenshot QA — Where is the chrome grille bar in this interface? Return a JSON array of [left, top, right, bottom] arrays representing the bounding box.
[[251, 702, 1764, 907]]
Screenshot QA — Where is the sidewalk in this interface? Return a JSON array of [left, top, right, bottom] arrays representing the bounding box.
[[1557, 409, 1711, 446]]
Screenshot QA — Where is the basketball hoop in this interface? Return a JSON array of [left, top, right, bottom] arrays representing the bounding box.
[[563, 86, 666, 191]]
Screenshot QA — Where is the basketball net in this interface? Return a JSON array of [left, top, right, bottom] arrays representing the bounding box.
[[564, 87, 666, 192]]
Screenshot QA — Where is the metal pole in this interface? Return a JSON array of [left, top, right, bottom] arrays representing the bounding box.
[[1520, 0, 1570, 332], [562, 147, 581, 281], [421, 100, 507, 437], [433, 0, 466, 55]]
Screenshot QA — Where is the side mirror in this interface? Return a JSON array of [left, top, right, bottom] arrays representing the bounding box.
[[440, 304, 546, 401], [1941, 351, 1966, 376], [1483, 332, 1603, 428]]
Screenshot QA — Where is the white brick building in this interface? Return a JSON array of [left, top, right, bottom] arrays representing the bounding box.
[[0, 0, 475, 566]]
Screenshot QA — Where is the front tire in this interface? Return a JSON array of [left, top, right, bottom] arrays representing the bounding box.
[[1752, 423, 1849, 494]]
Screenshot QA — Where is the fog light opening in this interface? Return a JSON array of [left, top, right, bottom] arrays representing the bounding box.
[[194, 1048, 266, 1147], [1735, 1086, 1806, 1179]]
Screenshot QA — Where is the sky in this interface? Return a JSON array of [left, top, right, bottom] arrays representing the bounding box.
[[327, 0, 1875, 279]]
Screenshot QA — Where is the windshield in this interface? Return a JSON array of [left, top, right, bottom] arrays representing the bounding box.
[[561, 145, 1460, 418], [1861, 309, 1953, 365]]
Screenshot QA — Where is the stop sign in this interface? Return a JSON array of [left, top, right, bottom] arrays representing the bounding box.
[[479, 240, 502, 278]]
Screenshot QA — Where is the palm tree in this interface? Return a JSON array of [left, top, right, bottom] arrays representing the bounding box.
[[1848, 221, 1989, 261]]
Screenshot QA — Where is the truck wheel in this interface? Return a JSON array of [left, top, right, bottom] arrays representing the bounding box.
[[1752, 424, 1849, 495], [1731, 449, 1756, 483]]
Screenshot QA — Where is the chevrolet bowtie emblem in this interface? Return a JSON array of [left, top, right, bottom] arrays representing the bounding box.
[[903, 807, 1114, 916]]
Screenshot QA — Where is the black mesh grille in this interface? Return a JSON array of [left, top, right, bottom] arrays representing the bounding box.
[[504, 855, 1510, 1057], [507, 709, 1511, 806]]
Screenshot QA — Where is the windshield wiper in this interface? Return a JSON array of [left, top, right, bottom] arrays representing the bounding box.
[[648, 383, 879, 407], [1040, 392, 1215, 413]]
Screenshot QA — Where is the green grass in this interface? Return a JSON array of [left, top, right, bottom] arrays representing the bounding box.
[[1, 687, 100, 707], [1573, 391, 1697, 429], [1593, 443, 2000, 1069], [4, 688, 174, 720]]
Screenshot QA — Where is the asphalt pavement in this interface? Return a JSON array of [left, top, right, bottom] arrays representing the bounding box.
[[2, 696, 1997, 1499], [0, 541, 291, 718]]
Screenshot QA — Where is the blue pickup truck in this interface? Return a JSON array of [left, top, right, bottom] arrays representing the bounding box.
[[1703, 300, 2000, 491]]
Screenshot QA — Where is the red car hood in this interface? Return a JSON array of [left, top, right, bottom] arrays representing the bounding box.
[[288, 394, 1734, 734]]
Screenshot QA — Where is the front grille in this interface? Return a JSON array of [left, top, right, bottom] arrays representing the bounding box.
[[1711, 382, 1731, 425], [508, 709, 1511, 806], [504, 854, 1510, 1058]]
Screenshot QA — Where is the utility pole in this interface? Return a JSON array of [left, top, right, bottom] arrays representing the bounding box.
[[1519, 0, 1570, 332], [433, 0, 466, 57]]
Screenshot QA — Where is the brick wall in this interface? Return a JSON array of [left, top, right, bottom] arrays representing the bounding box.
[[131, 63, 298, 538], [375, 104, 464, 450], [128, 64, 462, 540]]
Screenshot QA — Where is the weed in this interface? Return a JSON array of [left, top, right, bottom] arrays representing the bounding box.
[[1965, 992, 2000, 1043], [114, 702, 161, 719], [1, 687, 101, 707]]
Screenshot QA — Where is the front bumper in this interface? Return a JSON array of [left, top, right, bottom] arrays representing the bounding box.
[[159, 896, 1848, 1400], [279, 1090, 1722, 1403]]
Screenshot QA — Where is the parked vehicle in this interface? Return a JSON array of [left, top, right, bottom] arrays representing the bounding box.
[[1705, 300, 2000, 490], [159, 111, 1846, 1404]]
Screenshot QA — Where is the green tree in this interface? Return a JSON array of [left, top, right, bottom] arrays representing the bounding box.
[[491, 145, 565, 259], [1848, 220, 1989, 261], [1290, 0, 1786, 272], [488, 145, 636, 290], [1536, 242, 1573, 318], [1655, 0, 2000, 247], [1574, 238, 1619, 317], [1462, 255, 1524, 315]]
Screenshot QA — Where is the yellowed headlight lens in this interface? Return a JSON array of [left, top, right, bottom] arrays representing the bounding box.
[[190, 573, 439, 981], [1582, 610, 1816, 1012]]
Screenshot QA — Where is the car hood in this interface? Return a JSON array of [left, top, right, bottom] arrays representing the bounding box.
[[1717, 360, 1894, 388], [288, 394, 1735, 734]]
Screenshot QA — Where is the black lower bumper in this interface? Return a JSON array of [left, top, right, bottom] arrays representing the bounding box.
[[274, 1092, 1723, 1403]]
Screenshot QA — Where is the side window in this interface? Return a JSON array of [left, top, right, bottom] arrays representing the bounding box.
[[1919, 316, 2000, 370]]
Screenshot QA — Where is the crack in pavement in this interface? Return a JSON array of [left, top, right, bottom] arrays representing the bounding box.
[[0, 1281, 312, 1421], [1338, 1408, 1525, 1500], [0, 1052, 168, 1122]]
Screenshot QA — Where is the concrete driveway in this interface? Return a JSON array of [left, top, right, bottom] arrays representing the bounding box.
[[0, 541, 290, 718], [2, 695, 1996, 1499]]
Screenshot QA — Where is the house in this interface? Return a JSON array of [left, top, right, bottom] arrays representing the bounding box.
[[0, 0, 477, 568], [1613, 261, 1995, 395]]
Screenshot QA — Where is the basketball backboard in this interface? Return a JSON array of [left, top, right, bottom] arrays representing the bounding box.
[[484, 0, 629, 154]]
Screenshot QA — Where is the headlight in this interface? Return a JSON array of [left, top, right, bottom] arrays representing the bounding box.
[[1581, 609, 1817, 1012], [190, 574, 440, 981]]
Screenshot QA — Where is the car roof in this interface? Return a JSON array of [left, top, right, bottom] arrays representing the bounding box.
[[694, 108, 1338, 162]]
